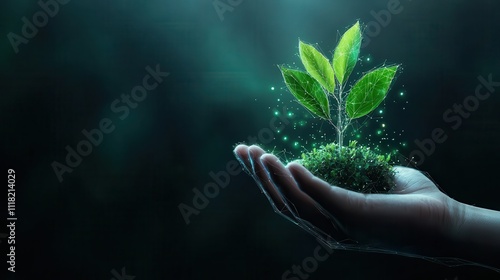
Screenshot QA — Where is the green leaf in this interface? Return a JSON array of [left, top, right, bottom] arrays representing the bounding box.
[[279, 66, 330, 119], [299, 40, 336, 93], [346, 65, 399, 119], [333, 21, 362, 85]]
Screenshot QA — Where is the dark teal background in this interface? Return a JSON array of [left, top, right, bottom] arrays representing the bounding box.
[[1, 0, 499, 279]]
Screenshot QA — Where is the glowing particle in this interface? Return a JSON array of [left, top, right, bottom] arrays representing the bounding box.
[[287, 112, 293, 117], [283, 136, 288, 141], [356, 134, 361, 139], [377, 130, 382, 135], [382, 123, 386, 128], [277, 98, 280, 102], [400, 91, 404, 96], [379, 110, 383, 114], [294, 142, 299, 147], [274, 111, 279, 116], [367, 57, 371, 62], [271, 86, 275, 91]]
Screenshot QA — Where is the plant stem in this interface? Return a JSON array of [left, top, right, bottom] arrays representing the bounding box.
[[337, 84, 344, 148]]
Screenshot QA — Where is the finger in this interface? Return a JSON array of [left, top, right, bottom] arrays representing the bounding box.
[[234, 145, 295, 220], [261, 154, 340, 237], [247, 145, 266, 174], [237, 145, 285, 208], [287, 162, 369, 222], [247, 146, 296, 221], [233, 144, 253, 175], [234, 145, 281, 207]]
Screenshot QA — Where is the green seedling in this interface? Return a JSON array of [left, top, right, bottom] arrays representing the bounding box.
[[279, 21, 400, 193]]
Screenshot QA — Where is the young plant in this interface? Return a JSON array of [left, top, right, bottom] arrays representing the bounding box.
[[279, 21, 399, 148], [278, 22, 400, 193]]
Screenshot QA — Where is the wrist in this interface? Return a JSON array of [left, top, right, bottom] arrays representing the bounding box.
[[446, 200, 500, 269]]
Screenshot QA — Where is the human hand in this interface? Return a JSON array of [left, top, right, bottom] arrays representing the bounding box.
[[233, 144, 464, 257]]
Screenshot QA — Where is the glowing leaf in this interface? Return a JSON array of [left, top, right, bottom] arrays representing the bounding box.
[[346, 65, 398, 119], [279, 66, 330, 119], [333, 21, 361, 85], [299, 40, 336, 93]]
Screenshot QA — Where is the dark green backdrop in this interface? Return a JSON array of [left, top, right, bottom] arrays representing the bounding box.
[[1, 0, 499, 279]]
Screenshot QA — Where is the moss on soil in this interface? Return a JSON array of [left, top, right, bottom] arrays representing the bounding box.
[[299, 141, 396, 193]]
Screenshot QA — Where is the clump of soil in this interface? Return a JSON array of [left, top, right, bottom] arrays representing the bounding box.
[[299, 141, 396, 193]]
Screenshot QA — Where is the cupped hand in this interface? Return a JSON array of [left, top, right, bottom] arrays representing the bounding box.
[[234, 144, 465, 257]]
